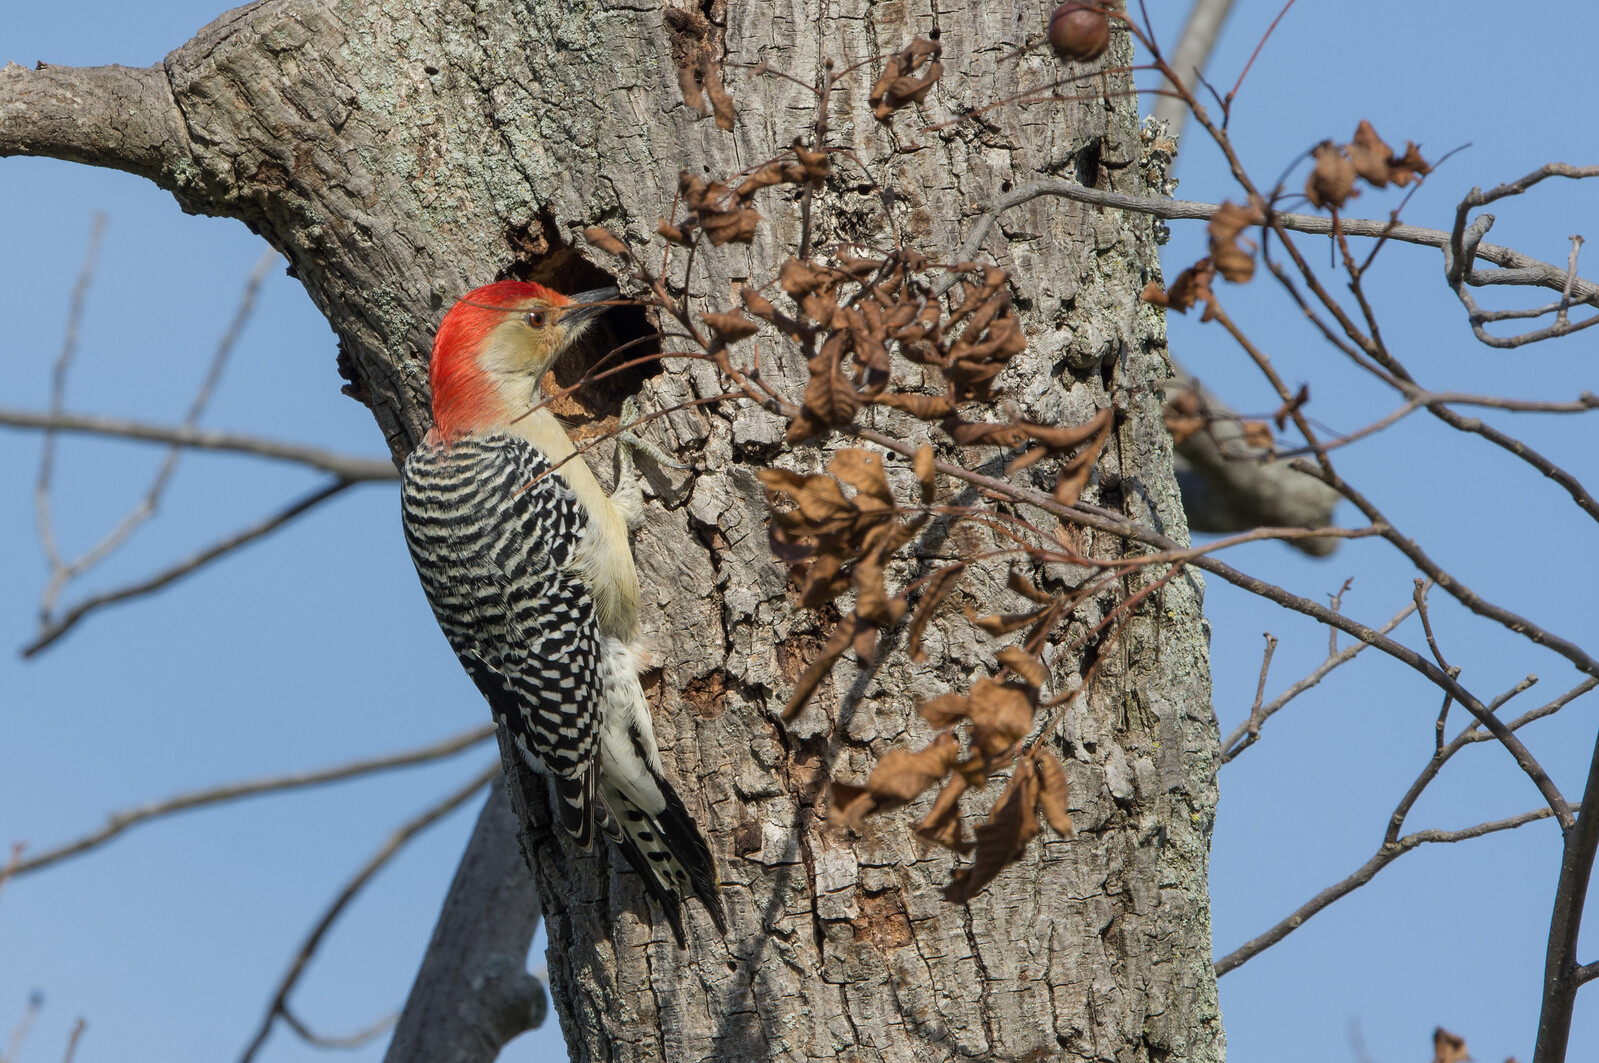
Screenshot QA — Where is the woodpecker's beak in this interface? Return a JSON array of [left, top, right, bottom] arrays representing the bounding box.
[[560, 287, 621, 331]]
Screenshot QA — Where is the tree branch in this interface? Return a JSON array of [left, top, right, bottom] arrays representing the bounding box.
[[1215, 805, 1575, 976], [384, 781, 547, 1063], [957, 178, 1599, 307], [1532, 722, 1599, 1063], [0, 61, 188, 184], [23, 478, 360, 657], [238, 764, 498, 1063], [1221, 595, 1418, 760], [7, 724, 494, 879], [0, 408, 399, 481]]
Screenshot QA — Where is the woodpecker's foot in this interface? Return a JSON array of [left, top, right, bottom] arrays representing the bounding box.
[[617, 396, 688, 473], [612, 397, 686, 531]]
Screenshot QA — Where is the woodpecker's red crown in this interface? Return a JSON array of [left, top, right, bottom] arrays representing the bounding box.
[[428, 281, 614, 440]]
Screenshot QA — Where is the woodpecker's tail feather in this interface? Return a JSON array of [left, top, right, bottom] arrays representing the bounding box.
[[552, 767, 599, 850], [599, 776, 726, 947]]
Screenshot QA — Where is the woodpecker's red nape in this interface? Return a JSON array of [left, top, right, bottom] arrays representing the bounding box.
[[429, 281, 571, 440]]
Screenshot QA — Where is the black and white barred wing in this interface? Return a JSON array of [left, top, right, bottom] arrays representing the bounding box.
[[400, 434, 603, 847]]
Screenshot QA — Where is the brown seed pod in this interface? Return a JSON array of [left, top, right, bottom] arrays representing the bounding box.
[[1048, 3, 1111, 63]]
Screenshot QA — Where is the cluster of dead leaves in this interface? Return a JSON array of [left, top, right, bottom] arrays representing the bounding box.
[[869, 36, 943, 122], [757, 446, 937, 719], [944, 406, 1113, 506], [831, 647, 1076, 903], [1141, 255, 1218, 319], [662, 5, 736, 131], [665, 146, 830, 248], [757, 445, 1087, 902], [1140, 198, 1261, 315], [1306, 119, 1432, 210]]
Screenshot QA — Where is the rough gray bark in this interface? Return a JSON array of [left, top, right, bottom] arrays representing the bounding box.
[[385, 782, 546, 1063], [1, 2, 1223, 1061]]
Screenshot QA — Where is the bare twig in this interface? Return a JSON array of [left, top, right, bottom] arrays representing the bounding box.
[[1215, 804, 1575, 976], [1, 992, 43, 1063], [1221, 595, 1417, 761], [953, 178, 1599, 308], [1327, 578, 1353, 655], [237, 764, 497, 1063], [24, 478, 358, 656], [0, 409, 398, 481], [0, 843, 23, 907], [1244, 633, 1277, 740], [280, 1006, 395, 1051], [1444, 164, 1599, 347], [34, 214, 107, 585], [58, 1020, 85, 1063], [34, 248, 279, 621], [1557, 235, 1585, 326], [8, 724, 494, 878], [1152, 0, 1237, 144]]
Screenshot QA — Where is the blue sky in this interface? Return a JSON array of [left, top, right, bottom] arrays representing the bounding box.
[[1, 3, 1595, 1062]]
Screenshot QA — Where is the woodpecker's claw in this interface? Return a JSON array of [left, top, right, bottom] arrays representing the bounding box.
[[617, 397, 688, 472]]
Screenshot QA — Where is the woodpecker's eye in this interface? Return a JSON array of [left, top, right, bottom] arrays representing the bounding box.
[[524, 310, 548, 328]]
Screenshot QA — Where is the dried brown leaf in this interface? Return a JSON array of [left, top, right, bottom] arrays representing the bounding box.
[[1052, 415, 1112, 506], [796, 553, 849, 610], [853, 553, 907, 629], [866, 732, 960, 805], [829, 449, 893, 506], [1019, 409, 1113, 451], [1389, 141, 1432, 187], [791, 141, 832, 181], [1142, 258, 1215, 315], [915, 774, 972, 853], [1034, 750, 1074, 837], [907, 563, 965, 662], [913, 444, 937, 504], [798, 336, 863, 431], [997, 646, 1048, 689], [782, 614, 857, 719], [829, 781, 876, 830], [869, 38, 943, 121], [756, 468, 857, 537], [943, 418, 1031, 448], [1207, 200, 1263, 245], [702, 311, 759, 343], [780, 258, 838, 297], [942, 758, 1040, 903], [851, 613, 882, 665], [966, 677, 1036, 758], [658, 218, 693, 245], [967, 603, 1050, 636], [584, 227, 629, 257], [1348, 119, 1392, 188], [699, 206, 762, 245], [1004, 445, 1050, 476], [918, 691, 971, 729], [1241, 420, 1274, 451], [1006, 569, 1053, 605], [1432, 1027, 1471, 1063], [876, 391, 957, 420], [1306, 141, 1359, 209], [704, 63, 736, 131]]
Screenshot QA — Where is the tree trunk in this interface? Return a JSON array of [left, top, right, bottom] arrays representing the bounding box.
[[1, 1, 1223, 1060]]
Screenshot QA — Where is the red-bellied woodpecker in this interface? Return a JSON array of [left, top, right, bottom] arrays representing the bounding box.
[[400, 281, 725, 946]]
